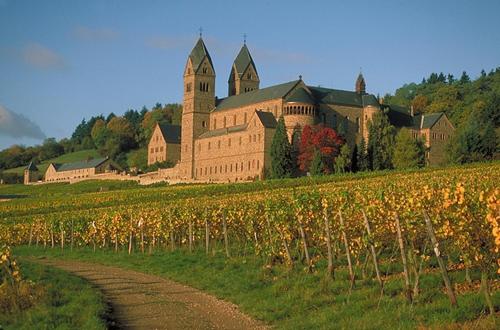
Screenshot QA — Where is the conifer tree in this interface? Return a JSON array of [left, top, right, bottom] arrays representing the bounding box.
[[393, 128, 425, 169], [270, 116, 293, 178], [334, 144, 351, 173], [367, 112, 395, 170], [309, 150, 324, 176], [357, 138, 368, 171]]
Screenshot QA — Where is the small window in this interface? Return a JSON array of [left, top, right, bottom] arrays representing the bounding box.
[[247, 72, 252, 79], [202, 121, 207, 128]]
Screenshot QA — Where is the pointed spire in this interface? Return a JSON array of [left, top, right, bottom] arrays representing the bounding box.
[[231, 43, 258, 78], [188, 37, 214, 72], [356, 72, 366, 94]]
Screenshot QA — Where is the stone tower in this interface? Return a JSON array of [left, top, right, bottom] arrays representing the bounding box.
[[24, 161, 38, 185], [228, 44, 259, 96], [180, 37, 215, 179], [355, 73, 366, 94]]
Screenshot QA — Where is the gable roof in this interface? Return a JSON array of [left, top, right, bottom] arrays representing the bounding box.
[[25, 161, 38, 171], [308, 86, 367, 108], [197, 110, 277, 139], [385, 104, 447, 129], [198, 124, 248, 139], [53, 157, 108, 172], [386, 104, 414, 127], [285, 87, 316, 104], [158, 124, 181, 144], [215, 80, 300, 111], [232, 44, 258, 78], [255, 110, 278, 128], [412, 112, 444, 129], [189, 37, 214, 72]]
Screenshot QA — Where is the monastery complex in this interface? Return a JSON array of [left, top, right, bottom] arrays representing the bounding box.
[[147, 37, 454, 182], [24, 37, 454, 185]]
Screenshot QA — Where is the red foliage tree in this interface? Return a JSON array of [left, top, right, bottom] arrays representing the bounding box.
[[297, 124, 343, 174]]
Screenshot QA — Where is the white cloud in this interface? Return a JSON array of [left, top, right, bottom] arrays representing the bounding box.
[[0, 105, 46, 140], [73, 26, 119, 41], [145, 36, 192, 50], [22, 43, 66, 69]]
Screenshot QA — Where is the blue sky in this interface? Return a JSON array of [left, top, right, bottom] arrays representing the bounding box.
[[0, 0, 499, 149]]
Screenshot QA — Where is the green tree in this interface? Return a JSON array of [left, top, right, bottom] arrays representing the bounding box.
[[90, 119, 108, 148], [392, 128, 425, 169], [357, 138, 369, 171], [459, 71, 470, 84], [127, 148, 148, 171], [270, 116, 293, 179], [309, 150, 324, 176], [334, 143, 351, 173], [367, 112, 395, 170]]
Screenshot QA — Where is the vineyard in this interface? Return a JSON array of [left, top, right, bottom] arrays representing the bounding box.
[[1, 163, 499, 324]]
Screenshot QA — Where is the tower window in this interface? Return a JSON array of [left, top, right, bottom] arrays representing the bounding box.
[[202, 121, 207, 128], [203, 67, 207, 74], [186, 83, 192, 92]]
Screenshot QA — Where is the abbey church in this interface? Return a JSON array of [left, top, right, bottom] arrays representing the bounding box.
[[147, 37, 454, 182]]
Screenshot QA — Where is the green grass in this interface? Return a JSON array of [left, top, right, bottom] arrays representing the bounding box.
[[13, 246, 499, 330], [3, 149, 100, 175], [0, 259, 107, 330]]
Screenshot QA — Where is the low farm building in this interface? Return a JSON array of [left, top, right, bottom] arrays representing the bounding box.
[[44, 157, 121, 183]]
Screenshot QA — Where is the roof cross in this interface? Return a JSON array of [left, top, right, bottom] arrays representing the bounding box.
[[199, 27, 203, 38], [243, 33, 247, 44]]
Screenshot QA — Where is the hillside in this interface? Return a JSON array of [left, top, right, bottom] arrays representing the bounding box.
[[3, 149, 100, 176]]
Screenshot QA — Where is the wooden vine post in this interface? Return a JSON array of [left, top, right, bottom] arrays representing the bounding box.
[[205, 218, 210, 255], [70, 219, 74, 251], [423, 210, 457, 307], [297, 211, 312, 273], [339, 210, 355, 285], [362, 210, 383, 288], [60, 221, 64, 250], [188, 219, 193, 253], [395, 213, 412, 303], [321, 198, 334, 279], [28, 223, 33, 247], [222, 212, 230, 258]]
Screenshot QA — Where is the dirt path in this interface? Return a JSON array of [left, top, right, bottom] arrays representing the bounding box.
[[35, 259, 267, 330]]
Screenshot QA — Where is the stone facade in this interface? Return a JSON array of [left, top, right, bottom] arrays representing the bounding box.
[[147, 123, 181, 166], [146, 37, 455, 183], [44, 158, 120, 183]]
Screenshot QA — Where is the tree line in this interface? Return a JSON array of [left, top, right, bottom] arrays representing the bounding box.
[[1, 68, 498, 183], [0, 103, 182, 182]]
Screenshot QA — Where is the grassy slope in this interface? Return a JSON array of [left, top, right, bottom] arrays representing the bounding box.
[[14, 247, 499, 330], [3, 149, 100, 175], [1, 259, 107, 330]]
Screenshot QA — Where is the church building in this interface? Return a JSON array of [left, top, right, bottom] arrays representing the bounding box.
[[148, 37, 454, 182]]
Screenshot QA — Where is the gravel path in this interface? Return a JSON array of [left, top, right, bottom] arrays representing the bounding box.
[[36, 259, 267, 330]]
